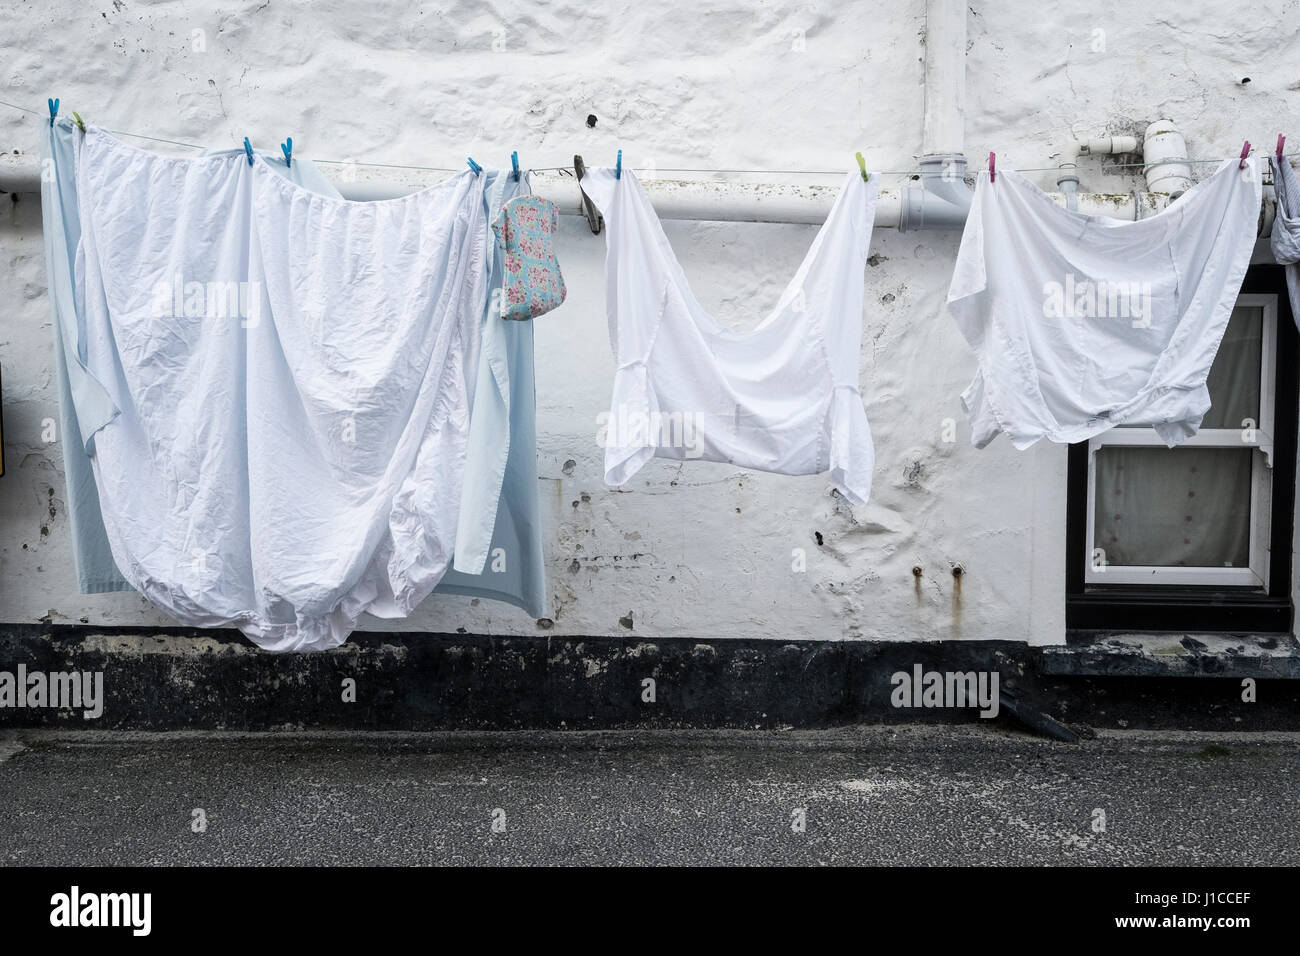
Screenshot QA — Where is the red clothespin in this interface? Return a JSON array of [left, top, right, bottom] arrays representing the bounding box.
[[1239, 140, 1251, 169], [1277, 134, 1286, 161], [988, 151, 996, 183]]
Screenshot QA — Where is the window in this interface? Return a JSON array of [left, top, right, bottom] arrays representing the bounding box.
[[1086, 296, 1276, 587], [1066, 266, 1298, 633]]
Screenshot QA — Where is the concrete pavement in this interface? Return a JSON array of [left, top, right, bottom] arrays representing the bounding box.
[[0, 725, 1296, 865]]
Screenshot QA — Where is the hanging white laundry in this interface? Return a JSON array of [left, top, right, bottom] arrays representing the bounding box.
[[74, 128, 489, 651], [579, 169, 879, 506], [1269, 155, 1300, 329], [948, 159, 1261, 449]]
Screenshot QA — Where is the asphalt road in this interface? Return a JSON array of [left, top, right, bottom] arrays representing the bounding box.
[[0, 726, 1295, 865]]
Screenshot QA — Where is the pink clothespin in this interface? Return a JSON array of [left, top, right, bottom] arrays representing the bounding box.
[[1277, 134, 1286, 161], [988, 151, 996, 183], [1239, 141, 1251, 169]]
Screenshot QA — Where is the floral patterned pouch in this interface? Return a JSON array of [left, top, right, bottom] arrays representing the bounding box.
[[492, 195, 567, 320]]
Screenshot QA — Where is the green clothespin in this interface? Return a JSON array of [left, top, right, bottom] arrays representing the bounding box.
[[71, 111, 86, 133], [854, 151, 869, 182]]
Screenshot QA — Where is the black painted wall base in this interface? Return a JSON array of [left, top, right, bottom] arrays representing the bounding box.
[[1, 624, 1297, 733]]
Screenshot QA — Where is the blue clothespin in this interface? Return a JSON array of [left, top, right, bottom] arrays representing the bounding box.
[[467, 157, 482, 175], [511, 150, 520, 182], [616, 149, 622, 180], [243, 137, 254, 167], [281, 137, 293, 168], [48, 97, 59, 128]]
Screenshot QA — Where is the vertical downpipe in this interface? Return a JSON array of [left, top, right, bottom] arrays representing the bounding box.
[[905, 0, 971, 230], [921, 0, 967, 161]]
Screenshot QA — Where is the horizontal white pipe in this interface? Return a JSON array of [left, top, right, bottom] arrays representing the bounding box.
[[0, 158, 852, 224], [0, 158, 1269, 231], [1069, 135, 1140, 159]]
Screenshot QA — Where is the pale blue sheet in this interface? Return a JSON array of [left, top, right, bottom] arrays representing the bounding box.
[[41, 117, 128, 592], [437, 170, 548, 617]]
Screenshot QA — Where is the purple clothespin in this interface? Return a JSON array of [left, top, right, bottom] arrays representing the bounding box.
[[1239, 141, 1251, 169], [1277, 135, 1286, 161], [988, 151, 996, 183]]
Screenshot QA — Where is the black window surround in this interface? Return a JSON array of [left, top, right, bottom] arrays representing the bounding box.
[[1065, 264, 1298, 633]]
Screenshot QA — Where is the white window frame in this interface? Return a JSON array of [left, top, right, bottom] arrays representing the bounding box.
[[1084, 293, 1278, 588]]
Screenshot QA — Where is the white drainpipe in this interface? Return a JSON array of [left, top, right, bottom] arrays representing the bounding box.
[[1056, 134, 1140, 210], [0, 157, 1186, 226], [920, 0, 966, 162], [900, 0, 972, 231], [1056, 123, 1195, 212], [1141, 120, 1195, 199]]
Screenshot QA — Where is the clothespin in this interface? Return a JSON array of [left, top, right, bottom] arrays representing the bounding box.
[[854, 151, 869, 182], [1277, 134, 1286, 161], [280, 137, 292, 168], [243, 137, 254, 167], [48, 97, 59, 128], [616, 149, 622, 180], [573, 154, 604, 234], [511, 150, 520, 182], [988, 151, 996, 183], [467, 157, 482, 175], [1239, 140, 1250, 169], [71, 112, 85, 133]]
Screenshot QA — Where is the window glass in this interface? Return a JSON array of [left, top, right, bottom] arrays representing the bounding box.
[[1203, 305, 1262, 429], [1093, 446, 1252, 568], [1115, 305, 1262, 430]]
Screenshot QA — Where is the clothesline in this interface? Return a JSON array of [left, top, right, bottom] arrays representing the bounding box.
[[1, 98, 1294, 180]]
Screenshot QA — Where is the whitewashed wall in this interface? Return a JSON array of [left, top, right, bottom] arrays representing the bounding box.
[[1, 0, 1297, 645]]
